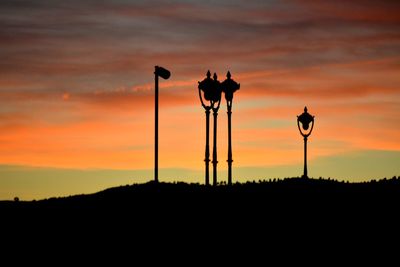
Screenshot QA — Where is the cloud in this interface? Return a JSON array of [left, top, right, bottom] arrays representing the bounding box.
[[62, 92, 70, 101], [2, 0, 399, 80], [236, 56, 400, 100], [293, 0, 400, 23]]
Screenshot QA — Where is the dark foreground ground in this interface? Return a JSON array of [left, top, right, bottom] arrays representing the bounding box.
[[1, 177, 399, 260], [2, 177, 400, 221]]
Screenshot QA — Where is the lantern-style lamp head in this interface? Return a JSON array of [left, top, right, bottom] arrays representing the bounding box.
[[297, 106, 315, 137], [211, 72, 222, 104], [221, 71, 240, 103], [198, 70, 214, 101]]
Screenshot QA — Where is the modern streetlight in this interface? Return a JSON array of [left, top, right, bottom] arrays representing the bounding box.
[[154, 66, 171, 183], [221, 71, 240, 186], [198, 71, 221, 186], [297, 106, 315, 179]]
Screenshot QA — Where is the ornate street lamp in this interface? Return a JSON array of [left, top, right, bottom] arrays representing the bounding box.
[[221, 71, 240, 186], [198, 70, 214, 185], [154, 66, 171, 183], [297, 106, 315, 179]]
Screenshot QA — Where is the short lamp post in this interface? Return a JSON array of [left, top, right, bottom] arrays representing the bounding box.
[[297, 106, 315, 179], [221, 71, 240, 186], [154, 66, 171, 183]]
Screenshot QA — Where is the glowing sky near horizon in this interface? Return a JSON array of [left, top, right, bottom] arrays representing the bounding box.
[[1, 0, 399, 199]]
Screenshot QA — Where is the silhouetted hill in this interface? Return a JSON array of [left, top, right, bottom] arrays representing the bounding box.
[[2, 177, 399, 259], [2, 177, 400, 214]]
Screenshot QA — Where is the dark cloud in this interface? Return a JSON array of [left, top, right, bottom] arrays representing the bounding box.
[[0, 0, 399, 104]]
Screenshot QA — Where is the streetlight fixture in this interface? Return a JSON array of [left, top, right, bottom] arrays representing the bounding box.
[[297, 106, 315, 179], [198, 71, 221, 186], [221, 71, 240, 186], [154, 66, 171, 183], [198, 70, 214, 185]]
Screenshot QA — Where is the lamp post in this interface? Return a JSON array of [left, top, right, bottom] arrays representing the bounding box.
[[297, 106, 315, 179], [221, 71, 240, 186], [154, 66, 171, 183], [198, 71, 214, 186]]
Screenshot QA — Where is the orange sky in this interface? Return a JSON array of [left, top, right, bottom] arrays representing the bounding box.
[[0, 0, 399, 199]]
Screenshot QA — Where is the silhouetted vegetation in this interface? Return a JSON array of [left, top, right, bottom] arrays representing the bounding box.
[[2, 177, 400, 213]]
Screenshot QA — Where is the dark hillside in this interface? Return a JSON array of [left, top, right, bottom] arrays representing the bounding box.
[[1, 177, 399, 258], [2, 177, 400, 217]]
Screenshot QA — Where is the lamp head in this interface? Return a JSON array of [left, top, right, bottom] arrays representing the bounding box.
[[198, 70, 215, 101], [211, 72, 222, 103], [155, 66, 171, 80], [221, 71, 240, 102], [297, 106, 314, 131]]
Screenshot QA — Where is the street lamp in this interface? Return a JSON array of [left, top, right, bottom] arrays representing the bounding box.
[[154, 66, 171, 183], [198, 71, 221, 186], [198, 70, 213, 185], [297, 106, 315, 179], [221, 71, 240, 186]]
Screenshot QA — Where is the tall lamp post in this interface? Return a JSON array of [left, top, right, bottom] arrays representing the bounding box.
[[198, 71, 214, 185], [221, 71, 240, 186], [154, 66, 171, 183], [297, 106, 315, 179]]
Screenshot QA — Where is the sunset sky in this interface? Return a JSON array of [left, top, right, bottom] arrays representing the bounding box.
[[1, 0, 399, 200]]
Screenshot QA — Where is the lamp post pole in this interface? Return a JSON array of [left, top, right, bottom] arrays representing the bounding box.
[[205, 107, 211, 185], [227, 103, 232, 185], [212, 107, 218, 186], [155, 73, 159, 183], [154, 66, 170, 183], [303, 136, 308, 178], [211, 73, 221, 186]]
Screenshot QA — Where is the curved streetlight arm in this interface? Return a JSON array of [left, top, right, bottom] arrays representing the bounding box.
[[308, 117, 315, 137], [211, 98, 221, 112], [297, 117, 303, 137], [198, 87, 209, 110], [297, 117, 315, 138]]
